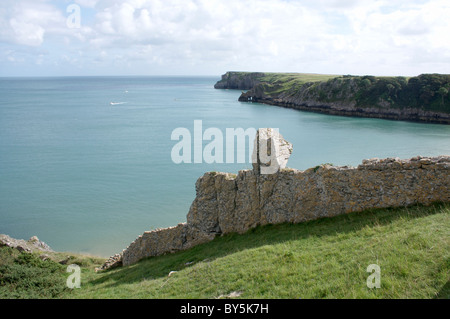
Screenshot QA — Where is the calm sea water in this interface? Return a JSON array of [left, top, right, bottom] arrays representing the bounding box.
[[1, 76, 449, 257]]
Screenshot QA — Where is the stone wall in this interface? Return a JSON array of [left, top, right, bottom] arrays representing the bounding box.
[[117, 155, 450, 267]]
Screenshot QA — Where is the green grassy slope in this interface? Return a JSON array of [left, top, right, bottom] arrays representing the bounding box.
[[257, 73, 340, 95], [0, 248, 104, 299], [1, 203, 448, 299]]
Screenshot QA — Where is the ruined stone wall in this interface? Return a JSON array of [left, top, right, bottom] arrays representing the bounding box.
[[118, 155, 450, 267]]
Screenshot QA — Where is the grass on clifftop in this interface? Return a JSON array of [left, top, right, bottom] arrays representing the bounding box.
[[260, 72, 339, 84], [258, 72, 340, 94], [1, 203, 449, 299]]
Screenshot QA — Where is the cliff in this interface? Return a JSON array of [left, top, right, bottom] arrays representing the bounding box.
[[100, 129, 450, 269], [213, 71, 266, 89], [216, 72, 450, 124]]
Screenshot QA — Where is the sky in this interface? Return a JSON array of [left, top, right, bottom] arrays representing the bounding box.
[[0, 0, 449, 77]]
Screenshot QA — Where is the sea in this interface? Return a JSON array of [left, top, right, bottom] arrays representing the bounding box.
[[0, 76, 449, 257]]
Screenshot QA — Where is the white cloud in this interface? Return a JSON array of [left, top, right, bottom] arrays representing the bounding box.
[[75, 0, 99, 9], [0, 0, 449, 76], [86, 0, 332, 72], [0, 1, 65, 46]]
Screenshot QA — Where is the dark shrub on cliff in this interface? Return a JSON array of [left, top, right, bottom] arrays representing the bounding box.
[[340, 73, 449, 112], [398, 74, 450, 112]]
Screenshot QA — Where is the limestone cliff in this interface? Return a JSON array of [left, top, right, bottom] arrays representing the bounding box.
[[214, 71, 266, 89]]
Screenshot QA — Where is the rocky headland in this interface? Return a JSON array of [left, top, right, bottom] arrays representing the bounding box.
[[213, 71, 266, 90], [215, 72, 450, 124], [0, 234, 54, 254], [0, 234, 105, 267]]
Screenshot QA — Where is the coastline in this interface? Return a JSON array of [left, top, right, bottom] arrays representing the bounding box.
[[241, 98, 450, 124], [215, 72, 450, 124]]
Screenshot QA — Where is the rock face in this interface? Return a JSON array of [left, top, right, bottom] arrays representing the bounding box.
[[240, 88, 450, 124], [214, 72, 265, 90], [113, 139, 450, 268], [252, 128, 293, 175], [0, 234, 54, 253]]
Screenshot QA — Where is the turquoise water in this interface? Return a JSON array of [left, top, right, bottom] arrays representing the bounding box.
[[1, 76, 449, 257]]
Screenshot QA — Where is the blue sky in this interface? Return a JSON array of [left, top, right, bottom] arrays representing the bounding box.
[[1, 0, 449, 77]]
